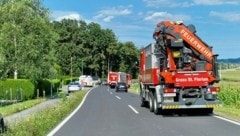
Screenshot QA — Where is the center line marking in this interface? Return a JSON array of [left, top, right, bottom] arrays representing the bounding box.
[[110, 92, 113, 94], [128, 105, 139, 114], [115, 96, 121, 100]]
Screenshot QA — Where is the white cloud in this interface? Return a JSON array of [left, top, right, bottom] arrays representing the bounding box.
[[143, 0, 193, 8], [209, 11, 240, 22], [56, 13, 81, 21], [143, 0, 240, 7], [103, 16, 115, 22], [51, 11, 82, 21], [93, 5, 132, 22], [144, 12, 191, 22], [193, 0, 240, 5]]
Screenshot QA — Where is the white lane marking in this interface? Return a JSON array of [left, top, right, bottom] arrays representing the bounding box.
[[128, 105, 139, 114], [214, 115, 240, 126], [115, 96, 121, 100], [110, 92, 113, 94], [47, 89, 93, 136]]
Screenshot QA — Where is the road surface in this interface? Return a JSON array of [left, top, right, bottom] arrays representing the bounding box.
[[49, 86, 240, 136]]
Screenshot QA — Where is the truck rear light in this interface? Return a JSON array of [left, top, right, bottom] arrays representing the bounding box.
[[164, 88, 176, 93], [208, 87, 220, 94]]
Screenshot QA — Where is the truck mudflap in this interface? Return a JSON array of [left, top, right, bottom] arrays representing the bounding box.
[[162, 102, 222, 109]]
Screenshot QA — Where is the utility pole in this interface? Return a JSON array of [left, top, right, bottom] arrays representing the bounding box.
[[71, 57, 72, 82], [108, 57, 110, 73], [82, 60, 83, 75], [14, 32, 17, 79]]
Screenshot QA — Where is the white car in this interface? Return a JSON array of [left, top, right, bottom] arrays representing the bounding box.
[[67, 82, 82, 93]]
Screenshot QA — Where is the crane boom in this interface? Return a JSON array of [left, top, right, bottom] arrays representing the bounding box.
[[153, 20, 216, 62]]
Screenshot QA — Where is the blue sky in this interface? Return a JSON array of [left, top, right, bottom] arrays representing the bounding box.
[[43, 0, 240, 59]]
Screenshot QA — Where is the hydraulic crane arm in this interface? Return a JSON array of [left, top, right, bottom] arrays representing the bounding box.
[[153, 20, 215, 62]]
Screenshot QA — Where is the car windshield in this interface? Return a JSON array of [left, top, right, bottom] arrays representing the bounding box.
[[118, 82, 126, 85], [69, 82, 79, 85], [92, 76, 99, 80]]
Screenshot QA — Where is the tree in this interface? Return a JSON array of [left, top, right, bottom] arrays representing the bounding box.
[[52, 19, 87, 76], [117, 42, 140, 78], [0, 0, 58, 81], [53, 20, 119, 78]]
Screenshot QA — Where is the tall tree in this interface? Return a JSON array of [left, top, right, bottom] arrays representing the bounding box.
[[117, 42, 140, 78], [53, 20, 119, 78], [0, 0, 58, 81], [52, 19, 87, 77]]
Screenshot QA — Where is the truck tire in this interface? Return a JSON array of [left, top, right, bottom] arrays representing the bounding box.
[[149, 92, 154, 112], [153, 94, 162, 115], [140, 95, 148, 107]]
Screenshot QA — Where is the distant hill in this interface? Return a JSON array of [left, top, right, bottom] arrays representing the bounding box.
[[218, 57, 240, 63]]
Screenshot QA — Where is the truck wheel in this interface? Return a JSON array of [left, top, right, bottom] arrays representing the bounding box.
[[140, 89, 148, 107], [140, 95, 147, 107], [153, 94, 162, 115], [149, 92, 154, 112]]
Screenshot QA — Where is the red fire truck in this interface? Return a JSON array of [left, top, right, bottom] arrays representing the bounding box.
[[139, 20, 221, 115], [107, 71, 132, 88]]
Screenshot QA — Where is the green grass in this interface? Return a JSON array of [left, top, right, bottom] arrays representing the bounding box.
[[129, 83, 139, 94], [215, 106, 240, 122], [5, 90, 87, 136], [216, 68, 240, 119], [0, 98, 45, 116]]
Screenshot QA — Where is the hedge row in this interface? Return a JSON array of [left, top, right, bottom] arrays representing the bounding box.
[[36, 79, 61, 97], [0, 79, 35, 100], [0, 77, 78, 100], [61, 76, 79, 85]]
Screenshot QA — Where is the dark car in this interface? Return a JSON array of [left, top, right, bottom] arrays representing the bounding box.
[[116, 82, 128, 92], [101, 80, 108, 86]]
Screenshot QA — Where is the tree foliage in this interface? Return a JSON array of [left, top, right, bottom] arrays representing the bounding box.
[[0, 0, 58, 81], [0, 0, 140, 81], [52, 20, 139, 78]]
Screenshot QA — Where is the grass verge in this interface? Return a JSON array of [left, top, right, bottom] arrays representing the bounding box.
[[214, 106, 240, 122], [0, 98, 45, 116], [3, 90, 87, 136], [129, 83, 139, 94]]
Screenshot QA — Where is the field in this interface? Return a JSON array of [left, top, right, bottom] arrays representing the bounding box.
[[219, 68, 240, 81], [214, 69, 240, 121]]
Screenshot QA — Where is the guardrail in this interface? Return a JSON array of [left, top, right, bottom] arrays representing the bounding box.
[[0, 113, 6, 133]]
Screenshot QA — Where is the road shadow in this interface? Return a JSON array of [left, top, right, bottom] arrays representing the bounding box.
[[161, 109, 213, 117]]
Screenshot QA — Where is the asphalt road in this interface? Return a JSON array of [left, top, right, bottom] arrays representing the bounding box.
[[49, 86, 240, 136]]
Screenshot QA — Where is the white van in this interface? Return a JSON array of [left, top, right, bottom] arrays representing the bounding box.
[[79, 75, 100, 87]]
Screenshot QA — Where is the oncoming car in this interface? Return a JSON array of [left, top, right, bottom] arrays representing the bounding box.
[[67, 81, 82, 93]]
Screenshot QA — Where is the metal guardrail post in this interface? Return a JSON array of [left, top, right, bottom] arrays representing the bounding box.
[[0, 113, 5, 133]]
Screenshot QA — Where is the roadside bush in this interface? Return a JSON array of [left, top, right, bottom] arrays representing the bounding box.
[[0, 79, 34, 100], [36, 79, 61, 97], [61, 76, 78, 85]]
